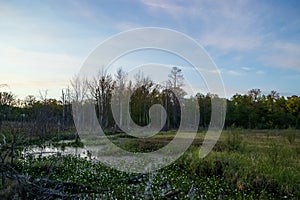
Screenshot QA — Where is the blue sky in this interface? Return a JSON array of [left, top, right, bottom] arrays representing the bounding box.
[[0, 0, 300, 99]]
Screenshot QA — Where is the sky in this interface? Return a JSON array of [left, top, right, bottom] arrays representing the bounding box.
[[0, 0, 300, 99]]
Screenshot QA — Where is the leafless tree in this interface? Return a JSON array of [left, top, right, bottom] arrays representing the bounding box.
[[125, 80, 133, 129], [168, 66, 184, 89], [166, 67, 186, 129], [0, 122, 24, 188], [248, 88, 261, 102], [70, 75, 89, 103], [69, 75, 89, 139], [114, 68, 127, 128], [89, 70, 115, 129], [0, 92, 15, 106], [0, 84, 8, 89], [24, 95, 36, 108]]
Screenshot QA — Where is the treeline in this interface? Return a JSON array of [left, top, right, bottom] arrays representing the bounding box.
[[0, 91, 73, 136], [226, 89, 300, 129], [1, 68, 300, 132]]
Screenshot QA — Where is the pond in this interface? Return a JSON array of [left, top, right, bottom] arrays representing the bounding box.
[[22, 142, 93, 159]]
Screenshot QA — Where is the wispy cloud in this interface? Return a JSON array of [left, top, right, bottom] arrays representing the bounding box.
[[139, 0, 300, 73], [201, 34, 262, 51], [261, 41, 300, 70], [140, 0, 182, 10], [0, 45, 81, 97], [139, 0, 186, 16], [0, 45, 81, 72], [1, 0, 299, 98], [226, 70, 244, 76], [196, 1, 266, 51], [256, 70, 264, 75], [241, 67, 253, 71], [221, 66, 265, 76], [140, 0, 265, 51]]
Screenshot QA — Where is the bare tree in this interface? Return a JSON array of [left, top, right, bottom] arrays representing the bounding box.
[[166, 67, 186, 129], [70, 75, 89, 139], [0, 92, 15, 106], [89, 70, 115, 129], [0, 84, 8, 89], [167, 66, 186, 100], [70, 76, 88, 103], [248, 88, 261, 102], [0, 122, 24, 188], [125, 80, 133, 129], [24, 95, 36, 108], [36, 90, 51, 139], [114, 68, 127, 128], [0, 92, 15, 130], [39, 90, 48, 104], [168, 66, 184, 89]]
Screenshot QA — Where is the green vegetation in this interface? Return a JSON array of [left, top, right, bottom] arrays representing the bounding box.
[[1, 128, 299, 199], [1, 67, 300, 199], [1, 70, 300, 133]]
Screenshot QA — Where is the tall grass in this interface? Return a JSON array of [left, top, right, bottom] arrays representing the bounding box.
[[177, 128, 300, 198], [2, 128, 300, 199]]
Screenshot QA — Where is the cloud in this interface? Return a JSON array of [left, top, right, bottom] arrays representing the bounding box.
[[115, 22, 144, 31], [0, 45, 81, 72], [139, 0, 264, 51], [1, 0, 299, 99], [140, 0, 178, 10], [241, 67, 264, 75], [0, 45, 82, 98], [256, 70, 264, 75], [0, 1, 111, 57], [139, 0, 185, 15], [261, 41, 300, 70], [0, 2, 23, 19], [67, 0, 98, 21], [241, 67, 253, 71], [140, 1, 299, 72], [201, 34, 262, 51], [221, 67, 265, 76], [226, 70, 244, 76], [196, 1, 265, 51]]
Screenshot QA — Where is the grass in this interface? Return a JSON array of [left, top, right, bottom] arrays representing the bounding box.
[[2, 128, 300, 199]]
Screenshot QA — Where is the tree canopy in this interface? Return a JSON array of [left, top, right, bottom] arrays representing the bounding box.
[[1, 68, 300, 131]]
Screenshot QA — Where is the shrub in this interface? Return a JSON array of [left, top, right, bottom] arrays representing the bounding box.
[[286, 129, 296, 144], [225, 127, 244, 152]]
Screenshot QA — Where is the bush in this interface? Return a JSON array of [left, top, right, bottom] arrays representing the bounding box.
[[225, 127, 244, 152], [286, 129, 296, 144]]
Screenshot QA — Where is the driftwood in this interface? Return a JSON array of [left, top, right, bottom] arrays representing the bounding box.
[[2, 160, 186, 199], [1, 163, 107, 199], [164, 189, 181, 199]]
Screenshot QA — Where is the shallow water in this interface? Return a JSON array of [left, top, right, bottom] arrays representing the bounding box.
[[22, 144, 92, 159]]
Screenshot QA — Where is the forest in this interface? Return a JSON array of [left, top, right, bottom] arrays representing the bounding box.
[[1, 67, 300, 132], [0, 67, 299, 199]]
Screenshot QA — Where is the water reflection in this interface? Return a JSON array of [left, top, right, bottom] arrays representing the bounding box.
[[22, 144, 93, 159]]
